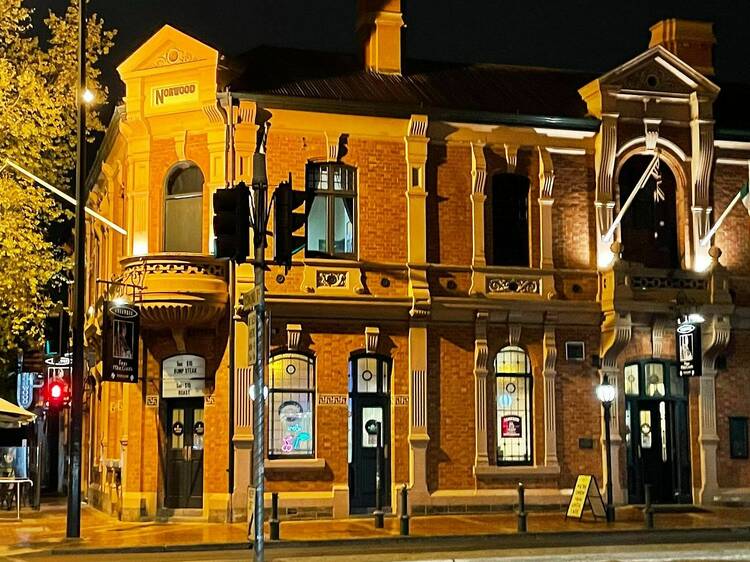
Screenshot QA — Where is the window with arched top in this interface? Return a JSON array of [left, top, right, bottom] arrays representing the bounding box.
[[617, 155, 679, 269], [268, 352, 315, 458], [488, 173, 530, 267], [164, 162, 204, 252], [494, 345, 533, 465]]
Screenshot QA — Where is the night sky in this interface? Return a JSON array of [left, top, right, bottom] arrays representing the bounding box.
[[28, 0, 750, 111]]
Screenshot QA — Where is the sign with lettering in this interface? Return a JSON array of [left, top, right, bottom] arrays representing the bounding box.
[[565, 474, 607, 520], [162, 354, 206, 398], [151, 82, 198, 107], [16, 372, 35, 409], [102, 301, 140, 383], [676, 320, 702, 377], [501, 415, 522, 438]]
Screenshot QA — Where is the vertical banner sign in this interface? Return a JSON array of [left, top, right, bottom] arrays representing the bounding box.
[[676, 319, 702, 377], [103, 301, 140, 383], [16, 372, 35, 409]]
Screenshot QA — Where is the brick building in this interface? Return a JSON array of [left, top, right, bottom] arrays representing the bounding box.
[[81, 3, 750, 522]]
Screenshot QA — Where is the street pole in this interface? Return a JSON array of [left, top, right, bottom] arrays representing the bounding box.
[[66, 0, 87, 539], [603, 401, 615, 523], [251, 136, 268, 562]]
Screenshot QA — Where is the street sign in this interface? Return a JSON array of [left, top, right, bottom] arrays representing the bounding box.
[[102, 301, 140, 383], [676, 319, 702, 377], [565, 475, 606, 520], [16, 372, 35, 409]]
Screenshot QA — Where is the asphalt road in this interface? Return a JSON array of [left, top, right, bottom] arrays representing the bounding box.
[[7, 542, 750, 562]]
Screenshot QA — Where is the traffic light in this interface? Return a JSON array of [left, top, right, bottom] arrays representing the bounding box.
[[213, 182, 251, 263], [274, 180, 308, 268], [45, 378, 70, 409]]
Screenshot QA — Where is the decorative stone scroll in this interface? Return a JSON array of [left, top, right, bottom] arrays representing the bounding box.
[[487, 277, 541, 295], [317, 271, 347, 288], [395, 395, 409, 406], [155, 47, 195, 66], [318, 394, 347, 406]]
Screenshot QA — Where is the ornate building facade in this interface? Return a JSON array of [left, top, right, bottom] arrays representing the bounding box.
[[81, 4, 750, 522]]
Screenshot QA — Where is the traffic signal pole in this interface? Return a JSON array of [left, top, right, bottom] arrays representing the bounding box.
[[251, 138, 269, 562], [66, 0, 86, 539]]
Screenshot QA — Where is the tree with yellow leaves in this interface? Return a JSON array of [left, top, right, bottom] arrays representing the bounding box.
[[0, 0, 115, 366]]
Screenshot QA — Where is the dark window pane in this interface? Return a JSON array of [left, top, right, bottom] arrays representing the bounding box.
[[165, 196, 202, 252], [167, 165, 203, 196], [491, 174, 529, 266], [307, 195, 328, 253]]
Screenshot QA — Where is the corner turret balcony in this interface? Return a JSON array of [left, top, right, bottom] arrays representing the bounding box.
[[121, 254, 228, 331]]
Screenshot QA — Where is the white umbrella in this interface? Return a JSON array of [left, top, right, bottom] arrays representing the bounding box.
[[0, 397, 36, 428]]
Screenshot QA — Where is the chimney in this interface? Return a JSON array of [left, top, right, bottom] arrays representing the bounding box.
[[356, 0, 404, 74], [649, 19, 716, 76]]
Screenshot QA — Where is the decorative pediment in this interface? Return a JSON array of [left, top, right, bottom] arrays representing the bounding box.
[[117, 25, 218, 77], [586, 45, 719, 97]]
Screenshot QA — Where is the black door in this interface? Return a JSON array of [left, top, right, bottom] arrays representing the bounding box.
[[165, 399, 204, 509], [349, 355, 390, 513], [625, 361, 691, 504]]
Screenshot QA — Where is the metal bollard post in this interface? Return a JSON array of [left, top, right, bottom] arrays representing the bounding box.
[[644, 484, 654, 529], [270, 492, 280, 540], [400, 484, 410, 536], [373, 422, 385, 529], [517, 482, 527, 533]]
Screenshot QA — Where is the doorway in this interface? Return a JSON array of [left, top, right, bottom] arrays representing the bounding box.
[[348, 354, 391, 513], [165, 398, 204, 509], [624, 361, 691, 504]]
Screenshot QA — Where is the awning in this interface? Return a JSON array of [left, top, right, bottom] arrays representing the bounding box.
[[0, 397, 36, 428]]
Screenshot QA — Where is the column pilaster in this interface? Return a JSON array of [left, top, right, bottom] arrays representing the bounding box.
[[469, 142, 488, 295], [408, 323, 429, 500], [542, 324, 558, 467], [473, 312, 490, 468]]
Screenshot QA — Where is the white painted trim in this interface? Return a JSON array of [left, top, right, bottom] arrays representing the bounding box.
[[654, 56, 699, 89], [533, 128, 596, 139], [715, 140, 750, 150], [547, 147, 587, 155], [716, 158, 750, 167], [616, 136, 688, 162]]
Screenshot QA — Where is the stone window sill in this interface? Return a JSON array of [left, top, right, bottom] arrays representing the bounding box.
[[266, 458, 326, 471], [474, 464, 560, 479]]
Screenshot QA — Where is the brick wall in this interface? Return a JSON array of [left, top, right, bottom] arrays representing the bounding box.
[[714, 163, 750, 275]]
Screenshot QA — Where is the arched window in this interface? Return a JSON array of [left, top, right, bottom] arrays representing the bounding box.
[[305, 162, 356, 258], [617, 155, 678, 269], [488, 173, 530, 266], [494, 345, 533, 466], [164, 162, 204, 252], [268, 352, 315, 458]]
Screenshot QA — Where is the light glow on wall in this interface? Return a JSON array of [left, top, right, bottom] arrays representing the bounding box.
[[597, 248, 615, 269], [693, 253, 712, 273], [133, 235, 149, 257]]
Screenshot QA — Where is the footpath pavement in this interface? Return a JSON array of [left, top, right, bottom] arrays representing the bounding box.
[[2, 500, 750, 558]]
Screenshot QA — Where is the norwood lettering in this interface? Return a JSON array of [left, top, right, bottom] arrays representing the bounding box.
[[154, 83, 196, 105]]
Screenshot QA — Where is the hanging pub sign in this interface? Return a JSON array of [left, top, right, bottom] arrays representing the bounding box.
[[676, 318, 702, 377], [102, 301, 140, 383], [16, 372, 35, 409], [162, 354, 206, 398]]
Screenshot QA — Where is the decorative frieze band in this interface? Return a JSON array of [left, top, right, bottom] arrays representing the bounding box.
[[318, 394, 347, 406], [317, 271, 348, 288]]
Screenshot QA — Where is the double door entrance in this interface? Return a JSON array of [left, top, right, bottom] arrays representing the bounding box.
[[165, 399, 204, 508], [349, 354, 391, 513], [624, 361, 691, 504]]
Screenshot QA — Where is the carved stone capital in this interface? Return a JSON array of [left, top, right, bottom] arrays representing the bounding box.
[[471, 142, 487, 195], [504, 143, 518, 173], [702, 314, 731, 372], [600, 311, 632, 370], [287, 324, 302, 351], [365, 326, 380, 354]]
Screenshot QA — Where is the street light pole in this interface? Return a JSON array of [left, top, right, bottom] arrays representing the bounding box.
[[66, 0, 87, 539], [596, 374, 616, 523]]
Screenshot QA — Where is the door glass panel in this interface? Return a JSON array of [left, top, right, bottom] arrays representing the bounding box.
[[171, 408, 185, 449], [361, 407, 382, 448], [347, 398, 352, 463], [625, 404, 632, 447], [357, 357, 379, 393], [669, 365, 685, 397], [192, 408, 204, 450], [624, 364, 639, 396], [645, 363, 665, 397], [640, 410, 652, 449], [659, 401, 667, 462]]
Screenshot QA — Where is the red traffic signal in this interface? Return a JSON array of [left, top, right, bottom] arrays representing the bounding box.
[[45, 379, 70, 408]]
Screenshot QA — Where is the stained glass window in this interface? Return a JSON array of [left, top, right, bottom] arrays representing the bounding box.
[[495, 346, 533, 465], [268, 352, 315, 458]]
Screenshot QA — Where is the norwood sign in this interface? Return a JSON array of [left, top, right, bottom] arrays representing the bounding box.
[[151, 82, 198, 107]]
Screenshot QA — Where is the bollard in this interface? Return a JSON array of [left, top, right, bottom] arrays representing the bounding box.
[[644, 484, 654, 529], [270, 491, 280, 540], [373, 422, 385, 528], [517, 482, 527, 533], [400, 484, 410, 536]]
